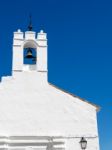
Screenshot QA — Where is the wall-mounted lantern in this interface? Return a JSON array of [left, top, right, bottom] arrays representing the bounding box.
[[79, 137, 87, 150]]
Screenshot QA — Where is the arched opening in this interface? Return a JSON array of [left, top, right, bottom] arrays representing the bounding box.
[[23, 41, 37, 71], [24, 48, 36, 65]]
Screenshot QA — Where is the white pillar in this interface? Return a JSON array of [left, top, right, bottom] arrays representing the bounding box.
[[12, 29, 24, 71], [37, 30, 48, 72]]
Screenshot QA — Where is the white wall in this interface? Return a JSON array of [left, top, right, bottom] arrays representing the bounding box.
[[66, 137, 100, 150]]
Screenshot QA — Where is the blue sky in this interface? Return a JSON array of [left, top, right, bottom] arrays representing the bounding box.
[[0, 0, 111, 149]]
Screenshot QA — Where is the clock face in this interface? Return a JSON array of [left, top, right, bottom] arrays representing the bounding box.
[[24, 48, 36, 65]]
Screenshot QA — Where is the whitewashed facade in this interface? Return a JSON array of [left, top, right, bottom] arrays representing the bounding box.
[[0, 29, 100, 150]]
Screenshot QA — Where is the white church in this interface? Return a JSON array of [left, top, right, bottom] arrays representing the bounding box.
[[0, 21, 100, 150]]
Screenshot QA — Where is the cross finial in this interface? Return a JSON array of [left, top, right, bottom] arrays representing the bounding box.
[[28, 15, 33, 31]]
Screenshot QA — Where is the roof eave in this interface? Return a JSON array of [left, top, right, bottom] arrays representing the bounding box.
[[48, 82, 100, 112]]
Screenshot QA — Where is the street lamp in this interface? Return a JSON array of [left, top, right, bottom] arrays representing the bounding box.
[[79, 137, 87, 150]]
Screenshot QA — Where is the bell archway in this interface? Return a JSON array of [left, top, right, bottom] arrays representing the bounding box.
[[22, 40, 38, 71], [12, 29, 47, 72]]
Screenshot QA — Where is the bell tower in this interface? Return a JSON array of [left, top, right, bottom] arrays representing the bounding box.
[[12, 20, 47, 73]]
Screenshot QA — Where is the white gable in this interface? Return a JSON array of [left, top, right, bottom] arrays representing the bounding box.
[[0, 28, 100, 150], [0, 72, 99, 137]]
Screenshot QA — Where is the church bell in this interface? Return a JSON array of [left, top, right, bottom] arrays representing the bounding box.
[[25, 48, 36, 59]]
